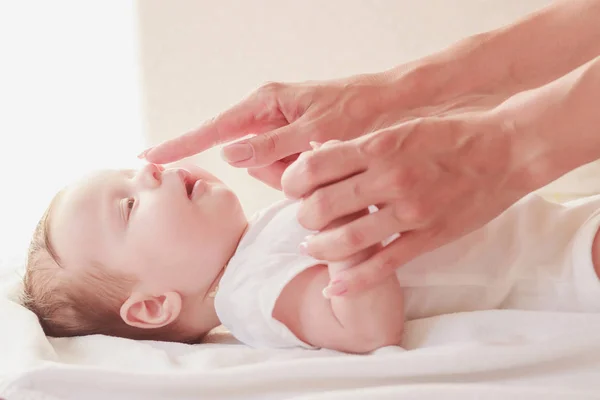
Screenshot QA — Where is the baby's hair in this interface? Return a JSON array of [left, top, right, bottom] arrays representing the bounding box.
[[21, 192, 200, 343]]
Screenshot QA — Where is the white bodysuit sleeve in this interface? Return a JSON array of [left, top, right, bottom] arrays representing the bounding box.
[[398, 193, 600, 318], [488, 193, 600, 312]]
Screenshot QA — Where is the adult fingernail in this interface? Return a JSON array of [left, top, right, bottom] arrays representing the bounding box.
[[137, 147, 153, 159], [222, 143, 254, 163], [299, 241, 308, 254], [322, 280, 348, 298], [309, 141, 322, 150]]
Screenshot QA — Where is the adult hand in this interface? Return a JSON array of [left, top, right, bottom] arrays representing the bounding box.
[[281, 111, 529, 296], [141, 0, 600, 191], [141, 68, 506, 190], [141, 73, 409, 189]]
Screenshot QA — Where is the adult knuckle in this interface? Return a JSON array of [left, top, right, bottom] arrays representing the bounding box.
[[407, 202, 429, 224], [258, 81, 285, 95], [361, 130, 397, 157], [261, 131, 279, 154], [302, 154, 322, 182], [255, 82, 287, 113], [388, 168, 417, 195], [392, 201, 429, 226], [312, 190, 332, 219], [340, 227, 365, 248]]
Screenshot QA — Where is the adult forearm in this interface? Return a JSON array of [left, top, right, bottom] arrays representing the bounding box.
[[499, 54, 600, 193], [384, 0, 600, 106]]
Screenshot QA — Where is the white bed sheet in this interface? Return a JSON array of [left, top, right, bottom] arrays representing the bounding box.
[[2, 285, 600, 400]]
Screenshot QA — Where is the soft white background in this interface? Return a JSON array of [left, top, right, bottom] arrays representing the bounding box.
[[3, 0, 599, 277], [0, 2, 144, 276]]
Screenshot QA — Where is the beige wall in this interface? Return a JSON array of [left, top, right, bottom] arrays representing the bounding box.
[[136, 0, 595, 216]]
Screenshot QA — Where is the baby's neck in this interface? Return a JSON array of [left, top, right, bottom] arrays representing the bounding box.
[[188, 221, 251, 333], [211, 220, 250, 298]]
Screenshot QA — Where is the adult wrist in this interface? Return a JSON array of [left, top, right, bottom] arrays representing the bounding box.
[[492, 88, 600, 197]]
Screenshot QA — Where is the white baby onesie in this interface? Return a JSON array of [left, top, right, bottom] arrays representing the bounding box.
[[214, 194, 600, 349]]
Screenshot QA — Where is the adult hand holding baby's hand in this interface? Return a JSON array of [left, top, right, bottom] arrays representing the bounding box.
[[282, 112, 530, 296]]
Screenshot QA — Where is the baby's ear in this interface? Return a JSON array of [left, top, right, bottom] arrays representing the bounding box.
[[120, 291, 182, 329]]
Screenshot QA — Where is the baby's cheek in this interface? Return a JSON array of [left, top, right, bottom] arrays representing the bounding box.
[[151, 204, 199, 236], [131, 214, 188, 257]]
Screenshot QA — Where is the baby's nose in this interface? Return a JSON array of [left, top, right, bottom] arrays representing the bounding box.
[[141, 163, 163, 187]]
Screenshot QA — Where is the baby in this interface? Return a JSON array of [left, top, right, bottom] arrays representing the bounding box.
[[21, 161, 600, 353], [21, 162, 402, 352]]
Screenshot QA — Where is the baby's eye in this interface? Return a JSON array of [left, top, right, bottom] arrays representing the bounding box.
[[122, 197, 135, 221]]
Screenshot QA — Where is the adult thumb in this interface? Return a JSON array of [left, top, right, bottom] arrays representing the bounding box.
[[221, 124, 308, 168]]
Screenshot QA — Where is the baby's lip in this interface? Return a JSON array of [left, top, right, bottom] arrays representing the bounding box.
[[175, 169, 196, 199], [177, 164, 221, 184]]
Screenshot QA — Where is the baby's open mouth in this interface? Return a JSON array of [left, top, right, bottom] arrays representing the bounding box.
[[185, 177, 196, 199], [176, 168, 208, 200], [176, 169, 197, 200]]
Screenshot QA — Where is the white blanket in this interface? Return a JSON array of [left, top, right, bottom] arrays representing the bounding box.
[[2, 288, 600, 400]]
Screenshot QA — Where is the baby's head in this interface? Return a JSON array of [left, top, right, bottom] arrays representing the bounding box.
[[22, 163, 247, 343]]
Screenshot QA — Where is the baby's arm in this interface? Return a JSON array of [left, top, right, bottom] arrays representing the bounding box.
[[274, 210, 404, 353]]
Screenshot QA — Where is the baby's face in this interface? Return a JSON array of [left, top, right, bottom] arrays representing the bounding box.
[[50, 163, 247, 298]]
